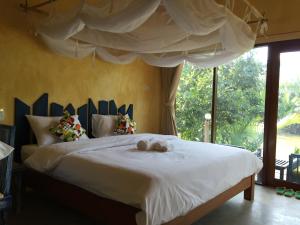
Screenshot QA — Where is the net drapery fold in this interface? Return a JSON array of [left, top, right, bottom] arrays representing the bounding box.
[[36, 0, 260, 67]]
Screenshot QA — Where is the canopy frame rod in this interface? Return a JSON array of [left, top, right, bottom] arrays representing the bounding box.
[[20, 0, 56, 14]]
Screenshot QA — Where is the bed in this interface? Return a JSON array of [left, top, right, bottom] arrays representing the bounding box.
[[14, 94, 262, 225]]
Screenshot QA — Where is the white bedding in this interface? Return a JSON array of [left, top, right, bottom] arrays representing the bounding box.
[[21, 144, 39, 161], [24, 134, 262, 225]]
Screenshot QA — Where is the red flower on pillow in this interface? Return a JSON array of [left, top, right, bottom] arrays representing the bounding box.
[[67, 117, 74, 125], [75, 124, 81, 130]]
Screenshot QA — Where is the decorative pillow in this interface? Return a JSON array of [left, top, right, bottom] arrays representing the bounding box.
[[92, 114, 119, 138], [114, 114, 136, 135], [26, 115, 62, 146], [50, 111, 86, 142]]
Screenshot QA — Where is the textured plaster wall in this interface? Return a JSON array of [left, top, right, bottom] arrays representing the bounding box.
[[250, 0, 300, 43], [216, 0, 300, 43], [0, 0, 161, 133]]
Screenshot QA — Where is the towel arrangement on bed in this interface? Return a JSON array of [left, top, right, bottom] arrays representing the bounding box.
[[137, 139, 173, 152]]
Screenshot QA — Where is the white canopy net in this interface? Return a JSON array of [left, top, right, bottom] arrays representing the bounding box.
[[35, 0, 267, 67]]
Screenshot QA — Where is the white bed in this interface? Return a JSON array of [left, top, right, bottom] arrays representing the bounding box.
[[21, 144, 40, 161], [24, 133, 262, 225]]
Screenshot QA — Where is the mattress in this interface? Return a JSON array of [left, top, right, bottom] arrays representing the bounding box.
[[24, 133, 263, 225], [21, 144, 39, 161]]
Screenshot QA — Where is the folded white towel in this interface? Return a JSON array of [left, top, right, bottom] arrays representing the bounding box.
[[137, 139, 172, 152], [152, 141, 173, 152], [137, 140, 150, 151], [151, 142, 166, 152]]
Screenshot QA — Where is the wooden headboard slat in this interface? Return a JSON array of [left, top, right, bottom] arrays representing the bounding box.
[[78, 104, 88, 131], [88, 99, 97, 138], [14, 98, 30, 162], [127, 104, 134, 120], [50, 103, 64, 116], [118, 104, 126, 115], [109, 100, 118, 115], [65, 104, 75, 115], [99, 100, 108, 115], [32, 93, 48, 116]]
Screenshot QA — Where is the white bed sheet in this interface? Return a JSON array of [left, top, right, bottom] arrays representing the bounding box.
[[24, 134, 262, 225], [21, 144, 40, 161]]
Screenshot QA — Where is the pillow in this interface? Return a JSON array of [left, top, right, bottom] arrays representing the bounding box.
[[50, 111, 87, 142], [92, 114, 119, 138], [0, 141, 14, 160], [114, 114, 136, 135], [26, 115, 61, 146]]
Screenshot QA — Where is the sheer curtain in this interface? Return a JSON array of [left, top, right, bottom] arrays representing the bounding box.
[[160, 64, 183, 135]]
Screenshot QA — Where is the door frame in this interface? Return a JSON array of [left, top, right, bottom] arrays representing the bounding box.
[[263, 39, 300, 189]]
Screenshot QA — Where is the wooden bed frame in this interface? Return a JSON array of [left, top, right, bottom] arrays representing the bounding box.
[[15, 93, 255, 225], [24, 169, 255, 225]]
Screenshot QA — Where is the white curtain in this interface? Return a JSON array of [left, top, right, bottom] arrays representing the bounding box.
[[35, 0, 265, 67]]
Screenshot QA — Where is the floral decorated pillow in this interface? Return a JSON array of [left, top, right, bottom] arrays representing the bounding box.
[[50, 111, 86, 142], [114, 114, 136, 135]]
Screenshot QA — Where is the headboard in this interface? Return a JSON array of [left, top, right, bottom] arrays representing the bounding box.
[[14, 93, 133, 162]]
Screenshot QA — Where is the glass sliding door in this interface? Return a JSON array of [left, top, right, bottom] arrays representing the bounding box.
[[215, 47, 268, 154], [175, 40, 300, 187], [275, 51, 300, 184], [263, 39, 300, 188], [176, 62, 213, 142]]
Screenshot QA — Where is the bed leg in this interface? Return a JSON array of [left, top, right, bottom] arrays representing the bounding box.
[[244, 174, 255, 201]]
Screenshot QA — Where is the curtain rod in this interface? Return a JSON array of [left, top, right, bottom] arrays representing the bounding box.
[[20, 0, 267, 25], [247, 15, 268, 25], [20, 0, 263, 18], [20, 0, 56, 14], [241, 0, 263, 19], [228, 0, 267, 30]]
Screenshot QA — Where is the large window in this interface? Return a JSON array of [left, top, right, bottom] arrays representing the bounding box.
[[216, 47, 268, 152], [176, 46, 268, 153], [177, 40, 300, 189]]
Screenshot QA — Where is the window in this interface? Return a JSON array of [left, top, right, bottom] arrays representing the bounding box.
[[176, 47, 268, 153], [176, 64, 213, 141], [216, 47, 268, 152], [176, 39, 300, 189]]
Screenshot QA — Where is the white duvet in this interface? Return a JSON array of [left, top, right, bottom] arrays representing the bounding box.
[[24, 134, 262, 225]]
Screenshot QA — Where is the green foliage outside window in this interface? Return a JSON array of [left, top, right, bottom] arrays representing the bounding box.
[[176, 52, 266, 151], [294, 147, 300, 154], [177, 48, 300, 153], [176, 64, 213, 142]]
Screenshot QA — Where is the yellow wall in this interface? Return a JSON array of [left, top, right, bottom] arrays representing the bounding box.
[[216, 0, 300, 43], [0, 0, 161, 133], [250, 0, 300, 43]]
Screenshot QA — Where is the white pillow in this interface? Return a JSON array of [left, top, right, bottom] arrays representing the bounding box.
[[26, 115, 61, 146], [92, 114, 119, 138], [0, 141, 14, 160], [26, 115, 89, 146]]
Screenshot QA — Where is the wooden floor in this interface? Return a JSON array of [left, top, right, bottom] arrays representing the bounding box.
[[7, 186, 300, 225]]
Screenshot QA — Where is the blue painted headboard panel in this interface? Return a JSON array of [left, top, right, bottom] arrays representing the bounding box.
[[14, 93, 133, 162]]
